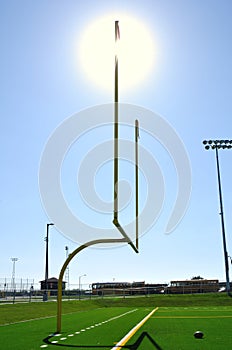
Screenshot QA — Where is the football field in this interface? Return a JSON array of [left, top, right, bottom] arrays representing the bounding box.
[[1, 300, 232, 349]]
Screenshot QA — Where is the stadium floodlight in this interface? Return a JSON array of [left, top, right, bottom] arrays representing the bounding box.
[[203, 140, 232, 150], [11, 257, 18, 291], [202, 140, 232, 296]]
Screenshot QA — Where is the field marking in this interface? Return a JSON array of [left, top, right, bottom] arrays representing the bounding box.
[[0, 307, 108, 327], [40, 308, 138, 348], [160, 307, 232, 312], [0, 314, 56, 327], [111, 307, 159, 349], [153, 315, 232, 319], [72, 309, 138, 335], [0, 311, 79, 327]]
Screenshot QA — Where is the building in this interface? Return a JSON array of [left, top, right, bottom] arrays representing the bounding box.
[[40, 277, 66, 293], [166, 279, 219, 294], [91, 281, 168, 295]]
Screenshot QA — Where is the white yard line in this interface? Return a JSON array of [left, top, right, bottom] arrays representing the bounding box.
[[0, 307, 105, 327], [39, 308, 138, 348]]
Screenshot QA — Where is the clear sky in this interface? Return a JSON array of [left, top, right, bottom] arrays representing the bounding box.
[[1, 0, 232, 289]]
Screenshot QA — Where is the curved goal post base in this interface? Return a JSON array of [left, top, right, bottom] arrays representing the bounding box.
[[56, 238, 130, 333]]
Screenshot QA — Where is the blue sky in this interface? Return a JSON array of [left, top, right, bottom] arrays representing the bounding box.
[[1, 0, 232, 288]]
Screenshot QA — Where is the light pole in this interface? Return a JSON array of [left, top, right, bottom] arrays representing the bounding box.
[[44, 223, 54, 301], [11, 257, 18, 291], [78, 274, 86, 300], [203, 140, 232, 296], [65, 246, 70, 290]]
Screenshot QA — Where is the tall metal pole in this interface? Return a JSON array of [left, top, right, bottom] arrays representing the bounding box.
[[78, 274, 86, 300], [112, 21, 138, 254], [215, 147, 230, 295], [135, 120, 139, 250], [114, 20, 119, 222], [11, 257, 18, 291], [44, 223, 54, 301], [65, 246, 69, 290]]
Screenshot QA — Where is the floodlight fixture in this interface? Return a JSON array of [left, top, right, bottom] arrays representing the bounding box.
[[202, 140, 232, 151], [11, 257, 18, 291], [202, 139, 232, 296]]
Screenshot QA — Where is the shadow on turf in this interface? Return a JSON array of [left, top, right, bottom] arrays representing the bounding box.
[[43, 331, 163, 349]]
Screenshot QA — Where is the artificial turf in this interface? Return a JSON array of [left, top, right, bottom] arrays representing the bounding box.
[[0, 294, 232, 349], [128, 306, 232, 349]]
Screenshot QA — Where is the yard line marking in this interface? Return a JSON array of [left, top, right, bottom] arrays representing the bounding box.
[[41, 308, 139, 349], [0, 307, 107, 327], [111, 307, 159, 350], [106, 309, 137, 322]]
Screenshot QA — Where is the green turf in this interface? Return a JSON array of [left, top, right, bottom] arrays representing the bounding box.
[[50, 307, 152, 348], [1, 293, 231, 325], [127, 306, 232, 349], [0, 294, 232, 349]]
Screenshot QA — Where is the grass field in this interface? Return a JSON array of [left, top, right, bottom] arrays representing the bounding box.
[[1, 294, 232, 349]]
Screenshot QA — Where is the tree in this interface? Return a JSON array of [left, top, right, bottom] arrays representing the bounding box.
[[191, 276, 204, 280]]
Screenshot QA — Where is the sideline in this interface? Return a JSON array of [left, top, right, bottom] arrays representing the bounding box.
[[111, 307, 159, 349]]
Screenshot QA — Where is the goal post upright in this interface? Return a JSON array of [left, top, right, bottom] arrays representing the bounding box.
[[56, 20, 140, 334], [135, 119, 139, 250], [113, 21, 139, 253], [113, 20, 119, 224]]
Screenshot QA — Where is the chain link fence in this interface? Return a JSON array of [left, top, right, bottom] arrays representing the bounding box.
[[0, 280, 167, 304]]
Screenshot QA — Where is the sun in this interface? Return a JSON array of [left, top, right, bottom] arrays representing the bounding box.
[[78, 15, 155, 92]]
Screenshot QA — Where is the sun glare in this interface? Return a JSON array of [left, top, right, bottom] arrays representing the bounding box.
[[79, 15, 155, 91]]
